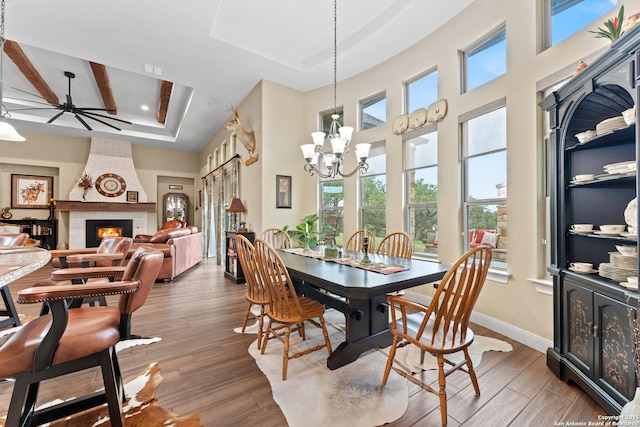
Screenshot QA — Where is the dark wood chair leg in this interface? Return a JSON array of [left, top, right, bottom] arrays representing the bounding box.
[[6, 372, 32, 427], [99, 348, 124, 427], [0, 285, 21, 328]]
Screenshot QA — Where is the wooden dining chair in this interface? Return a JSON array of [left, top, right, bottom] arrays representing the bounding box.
[[381, 247, 492, 426], [235, 234, 269, 350], [376, 231, 413, 259], [254, 238, 332, 380], [0, 246, 163, 427], [259, 228, 292, 249], [345, 229, 376, 252]]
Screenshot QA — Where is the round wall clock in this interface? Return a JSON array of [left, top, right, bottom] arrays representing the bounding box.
[[95, 173, 126, 197]]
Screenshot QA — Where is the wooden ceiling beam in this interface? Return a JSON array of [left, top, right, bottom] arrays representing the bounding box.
[[157, 80, 173, 124], [89, 62, 116, 115], [4, 40, 58, 105]]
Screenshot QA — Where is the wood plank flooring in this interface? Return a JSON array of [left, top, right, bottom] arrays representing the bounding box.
[[0, 258, 608, 426]]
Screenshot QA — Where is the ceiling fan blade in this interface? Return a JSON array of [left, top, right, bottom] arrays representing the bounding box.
[[75, 107, 112, 111], [74, 113, 92, 131], [47, 111, 65, 124], [10, 87, 48, 101], [8, 107, 59, 111], [77, 111, 122, 131], [80, 110, 132, 125]]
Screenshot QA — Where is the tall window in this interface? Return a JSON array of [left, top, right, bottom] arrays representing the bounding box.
[[547, 0, 615, 47], [462, 24, 506, 93], [361, 141, 386, 241], [405, 127, 438, 257], [320, 179, 344, 246], [360, 93, 387, 130], [406, 69, 438, 114], [462, 100, 507, 267]]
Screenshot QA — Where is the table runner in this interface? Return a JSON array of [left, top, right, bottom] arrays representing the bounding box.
[[281, 248, 409, 275]]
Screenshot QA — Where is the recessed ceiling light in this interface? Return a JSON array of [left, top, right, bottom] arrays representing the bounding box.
[[141, 105, 149, 111]]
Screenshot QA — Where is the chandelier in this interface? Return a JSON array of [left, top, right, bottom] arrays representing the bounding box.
[[300, 0, 369, 178], [0, 0, 24, 141]]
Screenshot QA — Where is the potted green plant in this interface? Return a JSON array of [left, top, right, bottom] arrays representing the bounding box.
[[282, 213, 337, 248]]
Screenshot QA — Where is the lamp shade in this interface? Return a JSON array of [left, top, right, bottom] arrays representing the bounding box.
[[0, 119, 25, 141], [226, 197, 246, 213]]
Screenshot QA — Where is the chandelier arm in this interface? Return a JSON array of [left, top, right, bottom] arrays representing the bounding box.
[[335, 162, 368, 178], [304, 163, 335, 179]]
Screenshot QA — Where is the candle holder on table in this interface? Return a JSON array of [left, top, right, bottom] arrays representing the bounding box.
[[304, 232, 311, 252], [361, 236, 371, 265]]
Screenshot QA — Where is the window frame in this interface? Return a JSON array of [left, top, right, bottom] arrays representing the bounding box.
[[319, 178, 344, 244], [403, 124, 439, 258], [360, 92, 387, 131], [460, 98, 507, 268], [360, 140, 387, 239], [405, 67, 438, 114], [460, 23, 507, 94]]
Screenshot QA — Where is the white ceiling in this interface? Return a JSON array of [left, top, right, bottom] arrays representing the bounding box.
[[3, 0, 473, 152]]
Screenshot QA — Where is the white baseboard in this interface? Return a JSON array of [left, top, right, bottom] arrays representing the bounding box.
[[402, 290, 552, 354]]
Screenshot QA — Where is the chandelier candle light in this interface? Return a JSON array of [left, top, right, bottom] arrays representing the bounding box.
[[300, 0, 370, 178]]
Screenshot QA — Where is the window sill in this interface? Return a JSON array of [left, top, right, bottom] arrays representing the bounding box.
[[527, 277, 553, 296], [487, 268, 510, 284]]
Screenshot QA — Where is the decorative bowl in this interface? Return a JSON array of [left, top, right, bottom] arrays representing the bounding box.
[[616, 245, 637, 256], [623, 106, 636, 125]]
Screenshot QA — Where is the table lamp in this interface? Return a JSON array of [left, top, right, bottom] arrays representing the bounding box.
[[226, 197, 246, 231]]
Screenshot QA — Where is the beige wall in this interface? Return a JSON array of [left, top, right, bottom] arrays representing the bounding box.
[[1, 131, 199, 245], [199, 0, 640, 345]]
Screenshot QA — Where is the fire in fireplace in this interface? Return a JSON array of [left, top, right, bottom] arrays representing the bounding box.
[[86, 219, 133, 247]]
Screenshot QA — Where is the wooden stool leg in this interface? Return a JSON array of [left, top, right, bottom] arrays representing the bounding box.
[[0, 285, 21, 328]]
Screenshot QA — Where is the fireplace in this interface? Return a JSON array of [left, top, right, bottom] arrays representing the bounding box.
[[86, 219, 133, 247]]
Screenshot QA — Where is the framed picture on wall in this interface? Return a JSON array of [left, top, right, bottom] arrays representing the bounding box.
[[276, 175, 292, 209], [11, 174, 53, 209]]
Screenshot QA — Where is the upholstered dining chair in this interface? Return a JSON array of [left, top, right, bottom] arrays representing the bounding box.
[[0, 246, 163, 427], [254, 238, 333, 380], [0, 233, 29, 246], [45, 246, 163, 340], [345, 229, 376, 252], [235, 234, 269, 349], [259, 227, 292, 249], [377, 231, 413, 259], [47, 237, 133, 310], [381, 247, 492, 426]]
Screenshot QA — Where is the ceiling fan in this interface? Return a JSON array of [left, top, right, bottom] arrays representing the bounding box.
[[13, 71, 132, 131]]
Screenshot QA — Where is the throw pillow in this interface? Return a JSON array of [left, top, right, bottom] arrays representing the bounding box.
[[480, 232, 499, 248]]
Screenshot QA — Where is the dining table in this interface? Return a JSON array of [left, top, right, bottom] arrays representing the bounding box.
[[277, 248, 450, 370], [0, 246, 51, 329]]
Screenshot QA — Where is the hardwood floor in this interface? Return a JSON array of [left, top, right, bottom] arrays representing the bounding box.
[[0, 258, 607, 426]]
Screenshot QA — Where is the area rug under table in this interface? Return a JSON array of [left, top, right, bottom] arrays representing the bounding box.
[[249, 309, 408, 427], [244, 308, 513, 427]]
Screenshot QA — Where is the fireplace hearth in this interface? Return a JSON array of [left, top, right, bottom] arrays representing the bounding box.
[[86, 219, 133, 248]]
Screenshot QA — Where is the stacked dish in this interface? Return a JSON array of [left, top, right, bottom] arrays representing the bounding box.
[[603, 160, 636, 175], [599, 251, 638, 282], [596, 116, 627, 135]]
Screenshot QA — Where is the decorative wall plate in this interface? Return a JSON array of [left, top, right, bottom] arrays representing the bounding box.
[[427, 99, 448, 123], [625, 197, 637, 228], [95, 173, 126, 197], [392, 114, 409, 135], [408, 108, 427, 129]]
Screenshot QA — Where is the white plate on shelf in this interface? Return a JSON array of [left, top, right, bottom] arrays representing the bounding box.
[[569, 230, 593, 234], [593, 231, 622, 236], [569, 267, 598, 274], [620, 232, 638, 238], [619, 281, 638, 289]]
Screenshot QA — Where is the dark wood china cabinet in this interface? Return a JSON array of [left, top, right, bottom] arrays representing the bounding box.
[[540, 25, 640, 414]]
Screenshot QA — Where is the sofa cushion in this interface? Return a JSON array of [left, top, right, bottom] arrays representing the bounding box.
[[148, 227, 192, 243]]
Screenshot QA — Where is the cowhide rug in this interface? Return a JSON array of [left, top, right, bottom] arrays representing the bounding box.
[[0, 362, 203, 427], [238, 308, 513, 427]]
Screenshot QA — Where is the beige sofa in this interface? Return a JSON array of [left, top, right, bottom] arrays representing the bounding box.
[[128, 226, 203, 281]]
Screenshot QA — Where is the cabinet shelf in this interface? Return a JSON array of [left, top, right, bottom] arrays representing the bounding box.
[[1, 219, 57, 249], [224, 231, 255, 284], [566, 124, 635, 152], [568, 174, 635, 188]]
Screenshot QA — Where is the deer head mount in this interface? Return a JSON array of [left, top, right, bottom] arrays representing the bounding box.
[[226, 108, 258, 166]]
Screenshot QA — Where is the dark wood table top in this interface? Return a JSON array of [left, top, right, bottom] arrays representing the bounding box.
[[278, 249, 450, 299]]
